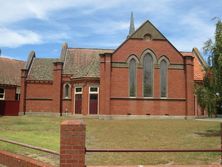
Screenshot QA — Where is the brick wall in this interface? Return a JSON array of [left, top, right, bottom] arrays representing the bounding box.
[[52, 62, 63, 114], [99, 38, 194, 116], [0, 150, 53, 167], [26, 83, 53, 98], [25, 82, 53, 112], [60, 120, 85, 167], [4, 87, 16, 100], [110, 99, 186, 115]]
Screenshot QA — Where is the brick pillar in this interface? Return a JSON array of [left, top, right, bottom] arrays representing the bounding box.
[[184, 56, 194, 117], [60, 120, 86, 167], [19, 69, 27, 115], [82, 83, 89, 115], [52, 61, 63, 115], [99, 53, 112, 115]]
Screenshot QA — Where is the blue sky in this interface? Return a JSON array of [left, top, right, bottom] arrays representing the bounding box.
[[0, 0, 221, 60]]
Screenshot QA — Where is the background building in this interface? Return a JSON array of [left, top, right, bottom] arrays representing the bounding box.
[[19, 18, 206, 117]]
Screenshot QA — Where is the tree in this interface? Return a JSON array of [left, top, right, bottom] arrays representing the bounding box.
[[195, 20, 222, 117]]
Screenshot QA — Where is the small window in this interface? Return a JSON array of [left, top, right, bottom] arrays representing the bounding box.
[[90, 87, 98, 92], [75, 87, 82, 94], [16, 87, 20, 101], [143, 33, 152, 40], [89, 87, 99, 93], [0, 88, 5, 100], [64, 84, 70, 98]]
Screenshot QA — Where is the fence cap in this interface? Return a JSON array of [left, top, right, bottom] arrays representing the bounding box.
[[61, 120, 84, 125]]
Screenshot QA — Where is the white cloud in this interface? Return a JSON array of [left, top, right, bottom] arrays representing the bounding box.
[[0, 0, 128, 48], [86, 21, 129, 35], [0, 27, 42, 47], [170, 10, 215, 51], [0, 0, 218, 51], [0, 0, 126, 24]]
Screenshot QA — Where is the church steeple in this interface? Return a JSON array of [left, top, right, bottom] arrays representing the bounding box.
[[128, 12, 135, 37]]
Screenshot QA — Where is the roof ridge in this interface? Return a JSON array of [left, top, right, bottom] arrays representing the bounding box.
[[180, 51, 192, 53], [0, 57, 24, 62], [35, 58, 57, 60], [68, 47, 114, 50]]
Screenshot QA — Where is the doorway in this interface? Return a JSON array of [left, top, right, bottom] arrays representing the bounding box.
[[89, 87, 99, 114], [75, 87, 82, 114]]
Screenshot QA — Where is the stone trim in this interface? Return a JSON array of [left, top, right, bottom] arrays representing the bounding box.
[[26, 98, 53, 100], [110, 97, 186, 101], [26, 80, 53, 84], [112, 62, 184, 69]]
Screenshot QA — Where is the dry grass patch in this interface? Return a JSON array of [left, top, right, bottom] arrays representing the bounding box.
[[0, 116, 220, 166]]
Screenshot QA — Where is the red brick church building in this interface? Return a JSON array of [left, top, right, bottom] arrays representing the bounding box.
[[19, 16, 206, 117]]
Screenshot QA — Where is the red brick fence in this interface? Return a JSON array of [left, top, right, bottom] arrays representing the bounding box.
[[0, 120, 222, 167], [60, 120, 222, 167], [0, 150, 54, 167], [0, 100, 19, 116]]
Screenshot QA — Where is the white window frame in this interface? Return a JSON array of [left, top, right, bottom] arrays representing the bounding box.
[[0, 88, 5, 100], [64, 83, 71, 99], [75, 87, 83, 94], [89, 86, 99, 94]]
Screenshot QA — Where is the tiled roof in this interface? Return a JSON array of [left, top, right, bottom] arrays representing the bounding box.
[[63, 48, 113, 78], [180, 51, 205, 81], [27, 58, 55, 80], [0, 57, 25, 86]]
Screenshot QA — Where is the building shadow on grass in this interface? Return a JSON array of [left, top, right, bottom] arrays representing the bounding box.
[[194, 130, 221, 137]]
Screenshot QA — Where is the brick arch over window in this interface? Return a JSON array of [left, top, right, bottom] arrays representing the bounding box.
[[127, 55, 137, 97], [63, 83, 71, 99], [158, 56, 170, 98], [141, 49, 157, 97], [140, 49, 157, 65], [126, 54, 139, 64]]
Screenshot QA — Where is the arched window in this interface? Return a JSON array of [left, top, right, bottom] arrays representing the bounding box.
[[129, 58, 136, 97], [64, 84, 70, 98], [143, 54, 153, 97], [160, 59, 168, 97]]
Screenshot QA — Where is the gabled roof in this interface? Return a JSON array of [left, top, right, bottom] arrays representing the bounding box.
[[0, 57, 25, 86], [180, 48, 207, 81], [113, 20, 184, 59], [63, 48, 113, 78], [27, 58, 56, 80], [130, 20, 165, 40]]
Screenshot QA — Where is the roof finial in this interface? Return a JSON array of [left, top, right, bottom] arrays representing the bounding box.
[[128, 12, 135, 37]]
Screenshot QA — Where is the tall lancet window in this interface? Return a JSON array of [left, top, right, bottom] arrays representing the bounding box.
[[129, 58, 136, 97], [64, 83, 70, 98], [143, 54, 153, 97], [160, 59, 168, 97]]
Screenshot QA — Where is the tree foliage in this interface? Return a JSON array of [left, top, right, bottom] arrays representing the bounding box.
[[195, 20, 222, 117]]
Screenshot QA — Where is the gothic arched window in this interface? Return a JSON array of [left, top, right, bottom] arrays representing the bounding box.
[[160, 59, 168, 97], [143, 54, 153, 97], [129, 58, 136, 97]]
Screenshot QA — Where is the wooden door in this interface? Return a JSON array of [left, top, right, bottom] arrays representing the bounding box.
[[89, 94, 98, 114], [75, 94, 82, 114]]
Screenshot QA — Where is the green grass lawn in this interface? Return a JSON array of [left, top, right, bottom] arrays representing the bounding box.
[[0, 116, 221, 166]]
